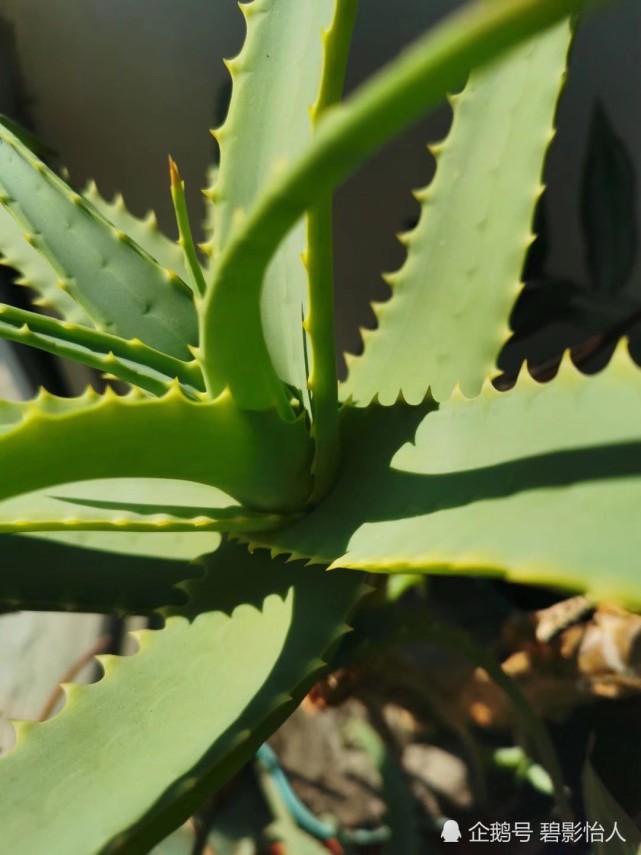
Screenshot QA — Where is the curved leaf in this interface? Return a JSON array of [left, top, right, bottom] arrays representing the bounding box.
[[0, 530, 211, 614], [207, 0, 336, 411], [0, 303, 204, 396], [82, 180, 188, 280], [0, 387, 312, 513], [342, 21, 570, 405], [168, 159, 207, 298], [0, 541, 364, 854], [201, 0, 584, 409], [248, 345, 641, 606], [0, 478, 290, 536], [307, 0, 359, 500], [0, 125, 198, 358], [0, 205, 92, 325]]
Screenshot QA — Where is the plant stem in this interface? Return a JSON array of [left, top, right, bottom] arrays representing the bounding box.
[[307, 0, 359, 501], [169, 156, 208, 298]]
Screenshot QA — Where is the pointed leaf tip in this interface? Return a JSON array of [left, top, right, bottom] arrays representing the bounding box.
[[168, 156, 180, 190]]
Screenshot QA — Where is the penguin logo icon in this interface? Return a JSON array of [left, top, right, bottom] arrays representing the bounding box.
[[441, 819, 462, 842]]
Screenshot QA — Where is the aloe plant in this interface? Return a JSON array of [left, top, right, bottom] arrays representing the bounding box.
[[0, 0, 630, 850]]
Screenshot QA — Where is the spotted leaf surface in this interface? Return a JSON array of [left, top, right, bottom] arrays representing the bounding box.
[[342, 22, 571, 405], [249, 346, 641, 606], [0, 541, 363, 854], [0, 125, 198, 358]]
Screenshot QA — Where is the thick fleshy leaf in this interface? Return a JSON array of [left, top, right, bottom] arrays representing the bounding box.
[[0, 302, 204, 396], [151, 826, 195, 855], [342, 22, 571, 406], [200, 0, 583, 410], [168, 159, 207, 298], [0, 124, 198, 358], [0, 205, 92, 325], [306, 0, 358, 499], [0, 541, 364, 854], [150, 824, 194, 855], [0, 478, 287, 535], [0, 530, 212, 614], [0, 387, 312, 513], [82, 180, 188, 280], [207, 0, 336, 408], [247, 344, 641, 606]]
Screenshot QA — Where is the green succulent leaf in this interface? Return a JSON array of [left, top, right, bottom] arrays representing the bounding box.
[[151, 825, 195, 855], [82, 179, 188, 280], [0, 303, 204, 396], [168, 159, 207, 298], [248, 344, 641, 606], [342, 21, 570, 405], [0, 124, 198, 358], [581, 104, 638, 297], [0, 204, 93, 325], [201, 0, 583, 411], [201, 165, 218, 259], [0, 114, 54, 159], [0, 541, 364, 854], [205, 0, 338, 413], [307, 0, 358, 500], [0, 387, 312, 513], [0, 530, 210, 614], [0, 481, 288, 535]]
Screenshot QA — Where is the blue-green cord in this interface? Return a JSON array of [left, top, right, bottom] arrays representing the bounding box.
[[256, 743, 392, 847]]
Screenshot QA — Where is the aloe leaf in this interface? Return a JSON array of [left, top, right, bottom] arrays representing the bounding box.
[[0, 498, 285, 535], [0, 124, 198, 358], [0, 119, 91, 324], [201, 0, 584, 410], [82, 179, 188, 280], [168, 158, 207, 298], [0, 303, 204, 396], [307, 0, 359, 500], [0, 541, 364, 853], [0, 205, 93, 325], [342, 22, 570, 405], [247, 343, 641, 606], [152, 826, 195, 855], [0, 478, 290, 534], [0, 530, 208, 614], [205, 0, 337, 413], [201, 166, 218, 260], [43, 528, 218, 564], [0, 387, 312, 513], [0, 114, 54, 159]]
